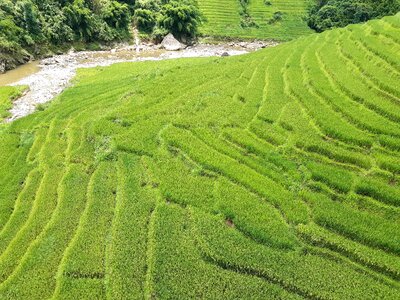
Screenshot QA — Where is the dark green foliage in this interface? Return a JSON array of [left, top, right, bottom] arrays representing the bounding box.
[[239, 0, 258, 28], [100, 1, 131, 34], [132, 0, 202, 40], [134, 9, 157, 32], [268, 11, 283, 24], [0, 0, 203, 71], [14, 1, 42, 42], [307, 0, 400, 32], [158, 0, 202, 38], [0, 0, 131, 71]]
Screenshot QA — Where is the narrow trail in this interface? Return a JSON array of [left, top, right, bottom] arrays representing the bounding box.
[[133, 27, 141, 54]]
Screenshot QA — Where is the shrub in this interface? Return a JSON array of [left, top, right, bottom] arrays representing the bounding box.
[[268, 11, 283, 24], [159, 0, 202, 39], [134, 8, 157, 32], [307, 0, 400, 32]]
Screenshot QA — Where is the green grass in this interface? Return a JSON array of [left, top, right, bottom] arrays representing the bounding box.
[[198, 0, 314, 40], [0, 86, 27, 122], [0, 14, 399, 299]]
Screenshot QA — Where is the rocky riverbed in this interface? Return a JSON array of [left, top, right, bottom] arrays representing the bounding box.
[[5, 41, 277, 122]]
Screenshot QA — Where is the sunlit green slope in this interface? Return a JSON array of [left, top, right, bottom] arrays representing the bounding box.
[[0, 86, 26, 122], [198, 0, 313, 40], [0, 14, 399, 299]]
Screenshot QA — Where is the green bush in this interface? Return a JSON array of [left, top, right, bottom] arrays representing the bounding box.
[[159, 0, 202, 39], [268, 11, 283, 24], [0, 0, 133, 69], [308, 0, 400, 32], [0, 0, 203, 70], [134, 8, 157, 32]]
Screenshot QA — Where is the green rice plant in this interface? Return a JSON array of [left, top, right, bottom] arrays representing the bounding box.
[[0, 15, 399, 299], [304, 33, 400, 137], [26, 125, 50, 163], [149, 150, 217, 211], [284, 37, 374, 147], [145, 203, 302, 299], [375, 151, 400, 174], [0, 168, 42, 255], [344, 192, 400, 224], [197, 0, 312, 40], [307, 161, 354, 193], [192, 207, 400, 299], [193, 127, 291, 185], [348, 24, 400, 71], [215, 178, 297, 249], [249, 118, 288, 146], [339, 30, 400, 100], [105, 154, 157, 299], [222, 127, 297, 172], [0, 164, 90, 299], [295, 136, 372, 169], [355, 176, 400, 207], [297, 222, 400, 280], [378, 134, 400, 152], [163, 125, 309, 225], [318, 30, 400, 124], [303, 191, 400, 255], [0, 167, 65, 284], [0, 145, 33, 228], [53, 162, 117, 299], [369, 18, 400, 44], [251, 45, 291, 124]]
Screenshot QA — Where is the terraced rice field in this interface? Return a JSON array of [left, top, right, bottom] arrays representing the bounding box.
[[198, 0, 313, 40], [0, 14, 400, 299]]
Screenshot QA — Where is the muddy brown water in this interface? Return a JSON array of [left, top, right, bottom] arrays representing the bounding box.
[[0, 61, 40, 86]]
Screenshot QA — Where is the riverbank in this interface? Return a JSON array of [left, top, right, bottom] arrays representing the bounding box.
[[2, 41, 277, 122]]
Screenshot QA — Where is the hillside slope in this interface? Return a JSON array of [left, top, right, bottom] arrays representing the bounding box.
[[0, 14, 399, 299], [0, 86, 25, 122], [198, 0, 313, 40]]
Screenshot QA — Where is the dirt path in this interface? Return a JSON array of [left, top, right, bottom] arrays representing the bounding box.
[[5, 41, 276, 122]]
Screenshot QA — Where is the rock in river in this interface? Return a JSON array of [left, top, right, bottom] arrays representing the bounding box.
[[161, 33, 186, 51]]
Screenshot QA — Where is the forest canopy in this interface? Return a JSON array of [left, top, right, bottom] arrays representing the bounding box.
[[307, 0, 400, 32], [0, 0, 201, 71]]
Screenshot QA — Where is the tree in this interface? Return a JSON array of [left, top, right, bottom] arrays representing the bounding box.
[[63, 0, 97, 41], [14, 1, 43, 42], [307, 0, 400, 32], [159, 0, 201, 39], [101, 1, 130, 29], [134, 9, 157, 32]]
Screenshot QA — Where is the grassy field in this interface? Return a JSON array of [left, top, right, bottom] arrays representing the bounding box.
[[198, 0, 313, 40], [0, 14, 399, 299], [0, 86, 26, 122]]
